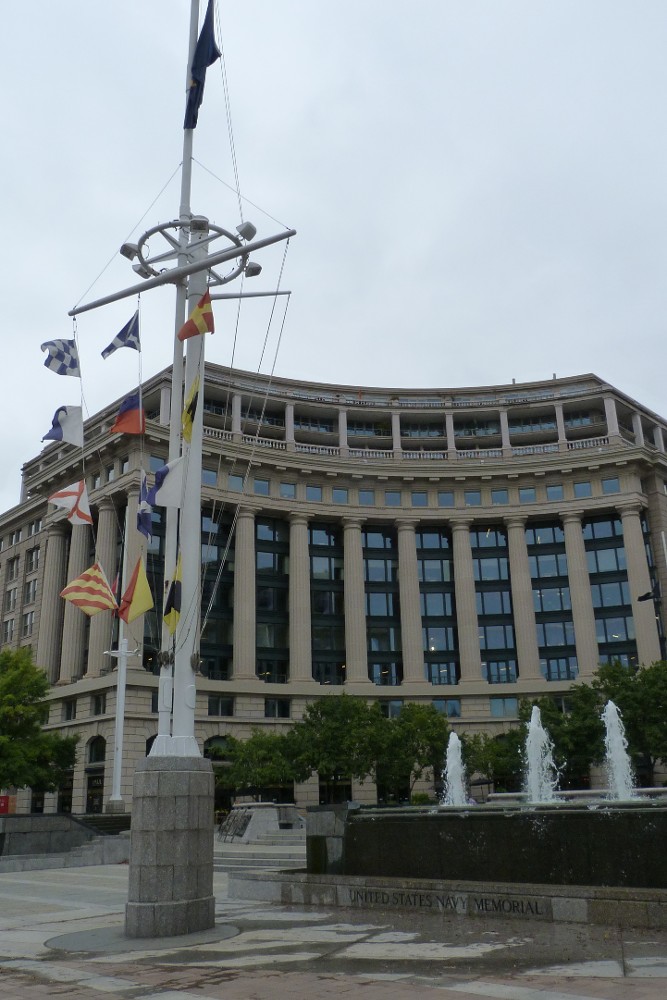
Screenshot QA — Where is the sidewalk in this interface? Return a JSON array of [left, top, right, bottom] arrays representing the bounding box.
[[1, 863, 667, 999]]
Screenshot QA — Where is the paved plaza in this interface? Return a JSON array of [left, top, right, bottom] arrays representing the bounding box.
[[1, 853, 667, 1000]]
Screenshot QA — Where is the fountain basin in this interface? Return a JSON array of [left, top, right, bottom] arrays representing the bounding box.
[[307, 802, 667, 890]]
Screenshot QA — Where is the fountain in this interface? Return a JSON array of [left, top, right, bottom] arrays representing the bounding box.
[[523, 706, 559, 803], [441, 731, 468, 807], [602, 700, 636, 800]]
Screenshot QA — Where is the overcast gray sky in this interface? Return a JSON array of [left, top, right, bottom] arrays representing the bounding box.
[[3, 1, 666, 514]]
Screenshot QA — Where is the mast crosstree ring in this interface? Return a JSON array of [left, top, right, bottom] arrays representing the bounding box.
[[132, 218, 249, 288]]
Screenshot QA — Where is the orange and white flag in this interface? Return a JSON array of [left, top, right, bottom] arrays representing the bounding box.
[[177, 290, 214, 342], [48, 481, 93, 525]]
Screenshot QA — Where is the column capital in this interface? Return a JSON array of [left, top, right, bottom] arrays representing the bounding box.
[[236, 506, 257, 522], [46, 520, 69, 538], [395, 518, 419, 533], [617, 501, 644, 519], [96, 497, 116, 514], [559, 509, 585, 525], [289, 512, 309, 528], [504, 514, 528, 530], [342, 516, 365, 531], [450, 518, 473, 532]]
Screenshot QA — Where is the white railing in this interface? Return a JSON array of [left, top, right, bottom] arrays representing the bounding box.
[[402, 450, 447, 460], [511, 443, 559, 456], [295, 443, 341, 456], [455, 448, 503, 459], [203, 427, 233, 441], [348, 448, 391, 459], [243, 434, 287, 450], [566, 436, 609, 450]]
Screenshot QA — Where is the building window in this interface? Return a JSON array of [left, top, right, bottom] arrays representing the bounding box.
[[265, 697, 290, 718], [426, 662, 459, 685], [541, 657, 578, 681], [253, 478, 270, 496], [312, 661, 346, 685], [332, 487, 349, 504], [379, 700, 403, 718], [546, 484, 564, 501], [432, 698, 461, 718], [2, 619, 14, 644], [574, 481, 592, 498], [7, 557, 20, 581], [26, 548, 40, 573], [228, 473, 244, 491], [9, 529, 22, 546], [369, 662, 403, 686], [491, 489, 509, 505], [464, 490, 481, 507], [106, 465, 116, 483], [202, 468, 217, 487], [280, 482, 296, 499], [359, 489, 376, 506], [490, 696, 518, 718], [92, 473, 102, 490], [519, 487, 536, 504], [121, 456, 130, 474], [208, 696, 234, 717], [306, 485, 322, 502], [602, 477, 620, 495], [27, 518, 42, 536], [437, 491, 454, 507], [411, 491, 428, 507], [63, 699, 76, 721], [24, 580, 37, 605], [4, 588, 17, 612], [149, 455, 165, 473], [21, 611, 35, 638], [483, 660, 518, 684], [151, 691, 159, 713], [92, 693, 106, 716], [385, 490, 401, 506], [256, 660, 289, 683]]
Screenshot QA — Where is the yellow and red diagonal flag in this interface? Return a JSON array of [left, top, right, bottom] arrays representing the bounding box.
[[177, 290, 214, 342], [118, 558, 154, 624], [60, 562, 118, 616]]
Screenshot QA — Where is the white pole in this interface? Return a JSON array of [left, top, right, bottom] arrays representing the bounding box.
[[109, 636, 129, 803]]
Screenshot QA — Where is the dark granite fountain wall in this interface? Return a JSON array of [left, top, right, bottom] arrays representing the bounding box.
[[307, 803, 667, 889]]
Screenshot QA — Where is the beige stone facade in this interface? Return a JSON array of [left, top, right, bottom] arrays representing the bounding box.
[[2, 365, 666, 812]]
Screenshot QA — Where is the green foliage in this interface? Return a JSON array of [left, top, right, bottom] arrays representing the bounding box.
[[0, 649, 78, 790], [411, 792, 436, 805], [216, 729, 307, 797], [594, 660, 667, 781], [289, 694, 382, 788], [374, 703, 450, 795], [462, 729, 524, 792]]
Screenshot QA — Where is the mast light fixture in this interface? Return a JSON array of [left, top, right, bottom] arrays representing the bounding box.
[[237, 221, 257, 242]]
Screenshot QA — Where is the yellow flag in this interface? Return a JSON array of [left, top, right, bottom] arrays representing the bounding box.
[[118, 558, 154, 624], [163, 554, 182, 635], [182, 375, 200, 444]]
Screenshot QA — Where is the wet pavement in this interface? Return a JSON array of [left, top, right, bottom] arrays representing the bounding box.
[[1, 861, 667, 999]]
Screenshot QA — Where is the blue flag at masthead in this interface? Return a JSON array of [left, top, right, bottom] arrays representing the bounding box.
[[184, 0, 221, 130]]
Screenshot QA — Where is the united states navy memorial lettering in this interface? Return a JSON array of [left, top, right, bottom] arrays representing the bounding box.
[[347, 887, 548, 919]]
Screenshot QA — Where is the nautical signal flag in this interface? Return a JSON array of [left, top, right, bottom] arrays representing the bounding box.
[[41, 339, 81, 377], [110, 392, 145, 435], [182, 375, 200, 444], [137, 470, 153, 541], [61, 562, 118, 616], [118, 558, 154, 624], [184, 0, 221, 130], [101, 310, 140, 359], [42, 405, 84, 448], [147, 457, 184, 508], [163, 554, 182, 635], [177, 290, 214, 341], [48, 481, 93, 525]]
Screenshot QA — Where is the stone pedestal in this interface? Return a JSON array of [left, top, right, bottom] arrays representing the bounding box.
[[125, 756, 215, 938]]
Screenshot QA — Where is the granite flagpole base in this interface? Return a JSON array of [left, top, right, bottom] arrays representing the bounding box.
[[125, 756, 215, 938]]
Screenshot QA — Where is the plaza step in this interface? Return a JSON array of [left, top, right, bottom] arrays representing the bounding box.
[[76, 814, 132, 836]]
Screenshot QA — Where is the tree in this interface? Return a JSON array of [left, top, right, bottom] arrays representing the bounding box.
[[289, 694, 383, 802], [462, 729, 524, 792], [217, 730, 307, 799], [518, 686, 606, 789], [0, 649, 78, 791], [594, 660, 667, 784], [374, 704, 450, 800]]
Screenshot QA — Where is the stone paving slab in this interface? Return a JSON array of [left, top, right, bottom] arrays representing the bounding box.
[[1, 865, 667, 999]]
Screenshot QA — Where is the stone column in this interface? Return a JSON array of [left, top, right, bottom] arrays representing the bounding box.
[[87, 499, 118, 678], [445, 412, 456, 459], [36, 523, 68, 684], [59, 524, 90, 683], [338, 409, 349, 457], [653, 425, 665, 452], [505, 516, 541, 680], [619, 504, 662, 665], [631, 412, 645, 448], [555, 402, 567, 451], [604, 396, 620, 440], [391, 412, 402, 457], [499, 409, 511, 455], [451, 521, 481, 682], [561, 511, 599, 677], [285, 402, 295, 451], [232, 508, 256, 679], [231, 393, 242, 440], [343, 518, 369, 684], [289, 514, 312, 681], [396, 520, 425, 683]]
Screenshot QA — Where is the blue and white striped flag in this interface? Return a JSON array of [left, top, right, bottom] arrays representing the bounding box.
[[41, 339, 81, 377], [137, 470, 153, 540], [147, 457, 184, 508], [101, 311, 140, 360]]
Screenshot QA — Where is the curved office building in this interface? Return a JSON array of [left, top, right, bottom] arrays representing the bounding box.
[[2, 364, 666, 811]]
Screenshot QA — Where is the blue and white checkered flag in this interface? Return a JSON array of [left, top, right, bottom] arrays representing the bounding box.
[[40, 339, 81, 377], [101, 310, 140, 360]]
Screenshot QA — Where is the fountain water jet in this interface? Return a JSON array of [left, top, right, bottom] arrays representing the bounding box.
[[441, 731, 468, 807], [602, 700, 636, 800], [524, 705, 559, 803]]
